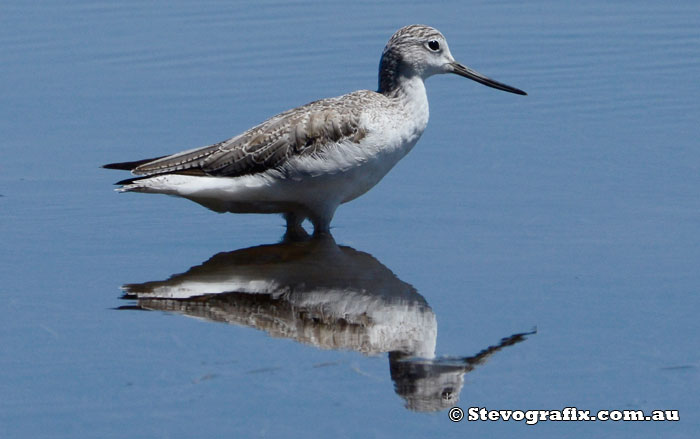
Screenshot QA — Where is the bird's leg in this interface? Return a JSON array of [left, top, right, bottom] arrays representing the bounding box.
[[309, 204, 338, 237], [283, 212, 310, 241]]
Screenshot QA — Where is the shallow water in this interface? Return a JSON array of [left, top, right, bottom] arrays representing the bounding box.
[[2, 0, 699, 437]]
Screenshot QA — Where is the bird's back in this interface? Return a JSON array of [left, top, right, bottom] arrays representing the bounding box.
[[120, 90, 394, 181]]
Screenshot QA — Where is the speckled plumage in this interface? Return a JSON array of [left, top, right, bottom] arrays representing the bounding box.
[[105, 25, 525, 236], [131, 91, 377, 179]]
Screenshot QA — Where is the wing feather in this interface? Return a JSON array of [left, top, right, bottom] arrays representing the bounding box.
[[129, 91, 374, 178]]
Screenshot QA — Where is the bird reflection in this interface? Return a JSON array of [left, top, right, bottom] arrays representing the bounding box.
[[118, 236, 534, 412]]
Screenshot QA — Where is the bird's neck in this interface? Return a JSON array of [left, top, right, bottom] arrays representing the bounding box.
[[380, 75, 429, 123]]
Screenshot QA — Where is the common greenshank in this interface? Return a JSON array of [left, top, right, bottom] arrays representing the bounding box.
[[105, 25, 526, 236]]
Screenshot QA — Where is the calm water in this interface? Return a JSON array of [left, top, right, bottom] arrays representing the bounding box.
[[2, 0, 699, 437]]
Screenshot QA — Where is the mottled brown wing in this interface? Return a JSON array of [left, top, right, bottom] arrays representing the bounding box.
[[132, 95, 367, 178]]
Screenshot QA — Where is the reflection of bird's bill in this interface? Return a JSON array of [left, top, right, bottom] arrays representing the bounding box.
[[450, 62, 527, 95], [392, 328, 537, 372], [462, 328, 537, 366]]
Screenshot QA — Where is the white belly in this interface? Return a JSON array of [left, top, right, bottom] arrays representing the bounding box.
[[123, 132, 420, 217]]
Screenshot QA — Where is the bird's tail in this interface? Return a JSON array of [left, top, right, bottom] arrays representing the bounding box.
[[102, 155, 168, 171]]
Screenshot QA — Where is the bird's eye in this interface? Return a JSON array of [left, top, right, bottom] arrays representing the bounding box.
[[428, 40, 440, 51]]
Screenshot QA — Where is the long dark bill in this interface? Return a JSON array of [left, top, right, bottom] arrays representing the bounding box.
[[451, 62, 526, 96]]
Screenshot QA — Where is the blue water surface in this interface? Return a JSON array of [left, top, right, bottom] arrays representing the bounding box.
[[1, 1, 699, 438]]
